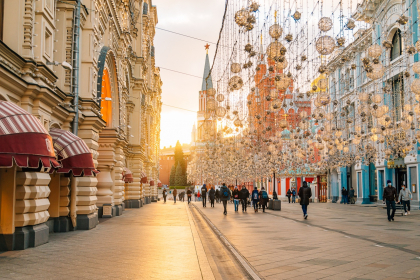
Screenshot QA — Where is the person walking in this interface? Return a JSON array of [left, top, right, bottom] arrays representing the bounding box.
[[349, 187, 355, 204], [292, 188, 297, 203], [398, 184, 412, 215], [162, 188, 167, 203], [215, 188, 220, 203], [173, 188, 178, 204], [383, 180, 398, 222], [197, 191, 201, 202], [251, 187, 259, 213], [220, 183, 231, 215], [187, 188, 192, 204], [341, 187, 346, 204], [240, 185, 250, 212], [298, 181, 312, 219], [232, 186, 240, 212], [287, 189, 292, 203], [258, 187, 269, 213], [209, 186, 216, 207], [201, 184, 208, 207]]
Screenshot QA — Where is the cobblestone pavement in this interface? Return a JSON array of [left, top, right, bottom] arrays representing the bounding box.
[[192, 201, 420, 280], [0, 202, 207, 280]]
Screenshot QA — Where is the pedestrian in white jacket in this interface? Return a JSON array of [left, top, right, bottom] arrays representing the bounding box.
[[398, 184, 412, 215]]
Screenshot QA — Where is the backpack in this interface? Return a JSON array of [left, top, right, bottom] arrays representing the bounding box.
[[253, 192, 258, 200], [222, 188, 229, 198], [262, 191, 268, 199]]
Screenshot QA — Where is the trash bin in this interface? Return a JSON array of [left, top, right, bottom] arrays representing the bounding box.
[[268, 199, 273, 210], [273, 200, 281, 211]]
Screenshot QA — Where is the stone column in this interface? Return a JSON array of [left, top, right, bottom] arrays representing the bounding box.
[[75, 177, 98, 230], [112, 141, 125, 215], [126, 152, 143, 208], [14, 171, 51, 250]]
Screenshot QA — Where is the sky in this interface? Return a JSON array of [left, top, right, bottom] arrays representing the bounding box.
[[154, 0, 226, 148]]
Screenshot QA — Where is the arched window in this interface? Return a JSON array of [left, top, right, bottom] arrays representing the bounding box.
[[101, 68, 112, 126], [390, 29, 402, 61]]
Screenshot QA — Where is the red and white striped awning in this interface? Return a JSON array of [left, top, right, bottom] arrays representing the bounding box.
[[122, 167, 133, 183], [141, 171, 147, 183], [0, 101, 60, 169], [150, 180, 155, 186], [49, 128, 98, 176], [157, 179, 162, 187]]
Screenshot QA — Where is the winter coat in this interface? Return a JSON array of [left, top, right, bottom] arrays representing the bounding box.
[[298, 186, 312, 205], [348, 189, 355, 198], [215, 189, 220, 198], [292, 190, 296, 197], [187, 189, 192, 197], [383, 186, 397, 201], [259, 190, 268, 205], [232, 189, 240, 200], [286, 190, 292, 197], [201, 185, 207, 196], [251, 190, 259, 201], [239, 188, 250, 200], [220, 186, 231, 201], [173, 189, 177, 196], [163, 189, 167, 197], [209, 189, 216, 200]]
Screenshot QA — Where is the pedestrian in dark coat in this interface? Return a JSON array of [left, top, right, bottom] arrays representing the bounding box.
[[298, 181, 312, 219], [220, 183, 231, 215], [209, 186, 216, 207], [287, 189, 292, 203], [201, 184, 208, 207], [348, 187, 355, 204], [239, 185, 250, 212], [162, 189, 167, 203], [232, 186, 240, 212], [383, 180, 398, 221], [251, 187, 259, 212], [215, 189, 220, 203], [187, 189, 192, 204], [173, 188, 178, 204], [258, 187, 269, 213]]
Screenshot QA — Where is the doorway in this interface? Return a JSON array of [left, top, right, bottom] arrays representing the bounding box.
[[395, 168, 407, 195]]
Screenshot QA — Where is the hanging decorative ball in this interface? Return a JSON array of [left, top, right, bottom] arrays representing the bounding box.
[[292, 11, 301, 21], [407, 46, 416, 55], [207, 98, 216, 111], [216, 94, 224, 102], [279, 119, 288, 129], [368, 44, 382, 59], [266, 41, 284, 59], [271, 99, 281, 111], [285, 34, 293, 42], [366, 63, 385, 80], [416, 41, 420, 52], [207, 88, 216, 97], [317, 93, 330, 106], [231, 63, 241, 73], [318, 64, 328, 73], [372, 94, 382, 104], [397, 15, 408, 25], [351, 64, 356, 69], [318, 17, 333, 32], [275, 58, 288, 70], [228, 76, 244, 91], [295, 65, 302, 70], [245, 43, 253, 52], [235, 8, 250, 27], [316, 36, 335, 55], [336, 37, 346, 46], [413, 62, 420, 74], [234, 119, 242, 127], [249, 2, 260, 12], [405, 71, 410, 77], [269, 24, 283, 39], [318, 78, 328, 91], [270, 89, 278, 99], [216, 106, 226, 118], [301, 55, 307, 61], [411, 79, 420, 94], [382, 40, 393, 49], [312, 85, 318, 91], [275, 74, 291, 90], [346, 19, 356, 30]]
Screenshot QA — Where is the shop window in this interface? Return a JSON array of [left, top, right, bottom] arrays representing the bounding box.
[[390, 30, 402, 61], [100, 68, 113, 126]]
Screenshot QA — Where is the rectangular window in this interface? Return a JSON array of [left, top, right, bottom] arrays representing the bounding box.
[[409, 166, 416, 193], [44, 28, 52, 59], [143, 2, 148, 15]]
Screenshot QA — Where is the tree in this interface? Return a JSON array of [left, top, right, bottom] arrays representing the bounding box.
[[175, 163, 183, 186], [174, 141, 187, 175], [169, 165, 176, 186]]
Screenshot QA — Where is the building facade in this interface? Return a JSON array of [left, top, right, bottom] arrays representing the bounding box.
[[325, 0, 420, 207], [0, 0, 161, 250]]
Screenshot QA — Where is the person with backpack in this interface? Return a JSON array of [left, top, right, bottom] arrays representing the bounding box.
[[287, 189, 292, 203], [239, 185, 250, 212], [162, 188, 167, 203], [292, 188, 297, 203], [173, 188, 177, 204], [201, 184, 208, 207], [259, 187, 269, 213], [251, 187, 259, 213], [232, 186, 240, 212], [298, 181, 312, 219], [187, 188, 192, 204], [209, 186, 216, 207], [220, 183, 231, 215]]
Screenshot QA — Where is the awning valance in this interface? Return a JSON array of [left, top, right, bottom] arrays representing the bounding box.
[[122, 167, 133, 183], [157, 179, 162, 187], [141, 172, 147, 183], [50, 128, 98, 176], [150, 180, 155, 186], [0, 101, 60, 169]]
